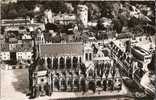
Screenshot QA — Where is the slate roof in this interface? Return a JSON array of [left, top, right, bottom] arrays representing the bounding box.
[[39, 42, 83, 57], [0, 43, 9, 52], [11, 43, 32, 52]]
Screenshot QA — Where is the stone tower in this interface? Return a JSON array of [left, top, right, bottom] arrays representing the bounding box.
[[77, 5, 88, 28]]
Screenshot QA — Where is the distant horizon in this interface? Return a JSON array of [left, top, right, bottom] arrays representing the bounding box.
[[1, 0, 155, 4]]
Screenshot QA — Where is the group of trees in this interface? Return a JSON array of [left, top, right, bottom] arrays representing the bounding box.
[[1, 1, 76, 19], [1, 3, 29, 19], [2, 1, 155, 35], [2, 1, 154, 19]]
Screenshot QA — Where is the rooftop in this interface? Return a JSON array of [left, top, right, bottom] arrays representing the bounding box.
[[54, 14, 76, 21], [39, 42, 83, 57], [11, 43, 32, 52], [0, 43, 9, 52]]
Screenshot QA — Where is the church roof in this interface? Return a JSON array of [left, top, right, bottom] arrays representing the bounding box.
[[39, 42, 83, 57]]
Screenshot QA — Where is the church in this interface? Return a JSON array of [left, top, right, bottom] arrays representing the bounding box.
[[29, 42, 122, 98]]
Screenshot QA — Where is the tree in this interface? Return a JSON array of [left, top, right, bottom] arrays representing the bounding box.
[[97, 17, 110, 30], [86, 3, 101, 21], [17, 5, 29, 17], [112, 18, 123, 34], [1, 10, 6, 19], [64, 3, 74, 14], [7, 9, 18, 19], [50, 1, 66, 13], [99, 2, 114, 18]]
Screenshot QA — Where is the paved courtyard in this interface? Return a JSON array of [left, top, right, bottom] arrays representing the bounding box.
[[0, 69, 29, 100]]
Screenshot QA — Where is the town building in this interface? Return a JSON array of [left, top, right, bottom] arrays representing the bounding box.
[[2, 19, 45, 31], [22, 34, 32, 40], [54, 13, 76, 25], [15, 43, 33, 61], [1, 42, 33, 62], [0, 43, 10, 61], [0, 52, 10, 61], [16, 51, 32, 61]]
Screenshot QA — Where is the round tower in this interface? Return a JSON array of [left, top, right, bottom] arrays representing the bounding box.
[[77, 5, 88, 28]]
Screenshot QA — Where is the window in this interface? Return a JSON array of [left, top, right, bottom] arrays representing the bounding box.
[[53, 58, 58, 70], [66, 57, 71, 69], [89, 53, 92, 61], [60, 57, 65, 69], [41, 78, 44, 82], [85, 53, 88, 61], [38, 37, 40, 41], [79, 57, 82, 63], [73, 57, 78, 69], [18, 56, 21, 59]]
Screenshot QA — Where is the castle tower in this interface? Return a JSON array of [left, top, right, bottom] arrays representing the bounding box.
[[77, 5, 88, 28]]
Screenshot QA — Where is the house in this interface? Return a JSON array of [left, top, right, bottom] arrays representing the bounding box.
[[0, 52, 10, 61], [16, 51, 32, 61], [15, 43, 33, 61], [22, 34, 32, 40], [6, 43, 33, 61], [0, 43, 10, 61], [2, 19, 45, 32], [54, 13, 76, 25]]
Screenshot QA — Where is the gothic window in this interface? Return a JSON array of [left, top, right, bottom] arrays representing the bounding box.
[[89, 53, 92, 61], [60, 57, 65, 69], [39, 58, 45, 65], [96, 81, 101, 87], [66, 57, 71, 69], [47, 57, 52, 69], [53, 57, 58, 70], [54, 77, 59, 90], [88, 69, 94, 77], [79, 57, 82, 63], [73, 57, 78, 69], [85, 53, 88, 61]]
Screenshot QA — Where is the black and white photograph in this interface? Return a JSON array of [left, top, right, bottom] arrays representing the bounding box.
[[0, 0, 155, 100]]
